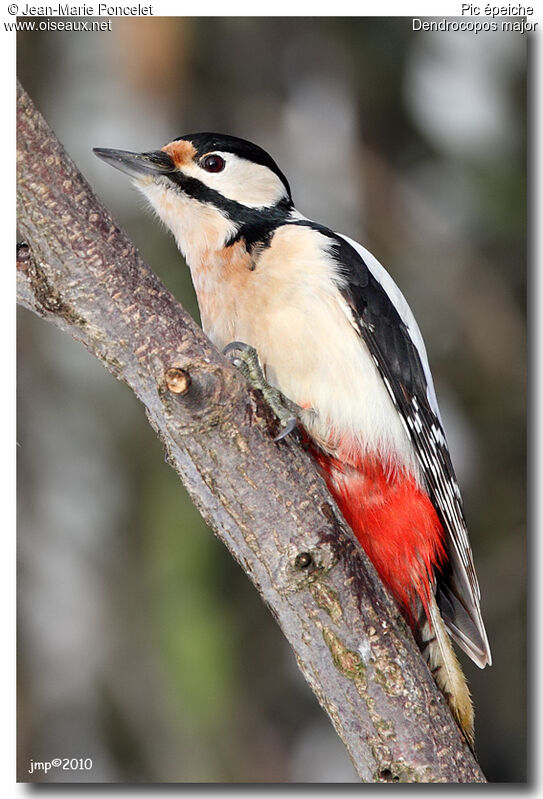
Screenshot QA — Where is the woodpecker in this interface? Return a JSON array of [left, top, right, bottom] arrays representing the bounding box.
[[94, 133, 491, 746]]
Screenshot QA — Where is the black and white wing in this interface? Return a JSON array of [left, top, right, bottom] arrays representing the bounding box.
[[328, 231, 491, 668]]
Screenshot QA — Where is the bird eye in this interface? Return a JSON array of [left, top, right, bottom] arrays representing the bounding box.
[[201, 154, 225, 173]]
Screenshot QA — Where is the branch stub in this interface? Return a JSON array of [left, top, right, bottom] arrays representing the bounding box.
[[165, 366, 192, 395]]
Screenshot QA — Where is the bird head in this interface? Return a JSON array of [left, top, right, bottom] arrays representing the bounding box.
[[94, 133, 293, 263]]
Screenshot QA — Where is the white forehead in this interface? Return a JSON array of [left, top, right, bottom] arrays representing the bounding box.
[[181, 151, 288, 208]]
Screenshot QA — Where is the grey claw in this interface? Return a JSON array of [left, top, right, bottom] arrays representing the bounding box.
[[273, 417, 298, 443], [223, 341, 251, 356], [224, 341, 299, 442]]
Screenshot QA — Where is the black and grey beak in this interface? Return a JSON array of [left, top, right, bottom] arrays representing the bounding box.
[[93, 148, 175, 178]]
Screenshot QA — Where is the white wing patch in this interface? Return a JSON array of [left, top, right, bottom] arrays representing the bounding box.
[[338, 234, 443, 423]]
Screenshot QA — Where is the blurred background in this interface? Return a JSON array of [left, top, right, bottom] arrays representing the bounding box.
[[17, 18, 526, 783]]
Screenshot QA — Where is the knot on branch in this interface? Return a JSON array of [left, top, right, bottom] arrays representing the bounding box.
[[164, 367, 191, 395], [160, 360, 244, 436], [16, 241, 31, 266], [16, 241, 87, 326], [294, 551, 313, 570], [275, 537, 338, 596]]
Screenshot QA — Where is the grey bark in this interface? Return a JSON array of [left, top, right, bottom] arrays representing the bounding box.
[[16, 80, 486, 783]]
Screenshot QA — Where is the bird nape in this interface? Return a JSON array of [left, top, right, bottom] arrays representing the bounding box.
[[94, 132, 491, 749]]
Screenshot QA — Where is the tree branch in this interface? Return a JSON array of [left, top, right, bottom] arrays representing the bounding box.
[[16, 81, 486, 783]]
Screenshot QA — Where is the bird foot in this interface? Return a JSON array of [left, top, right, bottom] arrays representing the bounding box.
[[223, 341, 307, 442]]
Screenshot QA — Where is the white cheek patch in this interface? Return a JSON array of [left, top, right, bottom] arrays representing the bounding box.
[[182, 152, 288, 208]]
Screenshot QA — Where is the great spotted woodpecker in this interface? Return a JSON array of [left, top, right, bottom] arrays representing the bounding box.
[[94, 133, 491, 746]]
